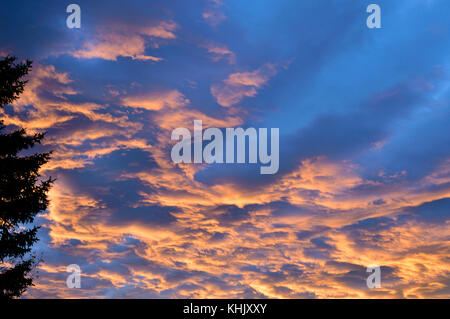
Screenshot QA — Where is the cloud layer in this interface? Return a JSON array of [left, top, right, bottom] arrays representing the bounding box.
[[0, 0, 449, 298]]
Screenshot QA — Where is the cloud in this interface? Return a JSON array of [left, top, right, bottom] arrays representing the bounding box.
[[202, 0, 227, 27], [204, 43, 236, 64], [211, 63, 278, 107], [73, 33, 162, 62], [2, 64, 102, 130], [72, 21, 177, 61], [400, 197, 450, 224], [121, 90, 189, 111], [1, 0, 447, 299]]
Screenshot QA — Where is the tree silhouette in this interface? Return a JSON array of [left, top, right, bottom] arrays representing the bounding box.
[[0, 56, 53, 299]]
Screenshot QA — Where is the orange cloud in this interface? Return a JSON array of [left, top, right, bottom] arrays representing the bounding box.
[[211, 63, 278, 107], [72, 21, 177, 61], [6, 56, 448, 301], [121, 90, 189, 111]]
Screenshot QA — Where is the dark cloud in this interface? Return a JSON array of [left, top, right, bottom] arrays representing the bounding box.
[[108, 205, 178, 226], [212, 205, 250, 225], [260, 231, 289, 239], [334, 265, 401, 290], [399, 197, 450, 224], [296, 226, 331, 241], [209, 232, 229, 242]]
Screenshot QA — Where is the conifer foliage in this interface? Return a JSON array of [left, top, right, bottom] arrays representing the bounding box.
[[0, 56, 53, 298]]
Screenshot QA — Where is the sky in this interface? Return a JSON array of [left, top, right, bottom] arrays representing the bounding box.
[[0, 0, 449, 298]]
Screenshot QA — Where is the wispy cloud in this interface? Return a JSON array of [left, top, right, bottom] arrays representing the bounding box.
[[202, 0, 227, 27], [211, 63, 279, 107], [121, 90, 189, 111], [72, 21, 177, 61], [204, 43, 236, 64]]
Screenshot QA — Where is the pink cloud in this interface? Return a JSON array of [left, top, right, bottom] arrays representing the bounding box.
[[72, 21, 177, 61], [205, 43, 236, 64], [211, 63, 278, 107], [121, 90, 189, 111], [202, 0, 227, 27]]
